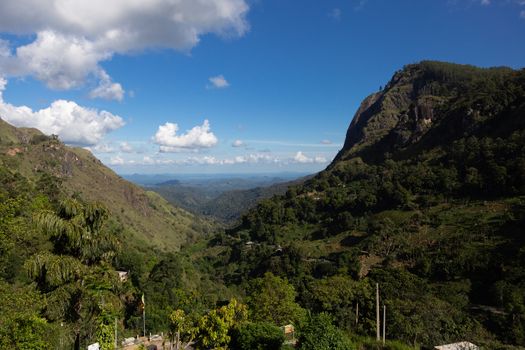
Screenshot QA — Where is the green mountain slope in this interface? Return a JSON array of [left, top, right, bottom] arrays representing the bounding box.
[[151, 176, 310, 224], [0, 118, 214, 250], [195, 61, 525, 348]]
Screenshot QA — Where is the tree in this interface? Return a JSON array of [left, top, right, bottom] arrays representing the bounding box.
[[297, 313, 354, 350], [33, 199, 116, 265], [305, 275, 374, 334], [247, 272, 306, 326], [230, 322, 284, 350], [169, 309, 197, 350], [0, 281, 53, 349], [196, 298, 247, 350], [26, 199, 121, 349]]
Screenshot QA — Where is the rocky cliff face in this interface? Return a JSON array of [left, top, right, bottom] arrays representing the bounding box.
[[333, 61, 523, 163]]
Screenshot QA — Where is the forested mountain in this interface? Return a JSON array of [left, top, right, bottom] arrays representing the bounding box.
[[0, 120, 222, 348], [151, 176, 309, 224], [192, 61, 525, 348], [0, 119, 214, 250]]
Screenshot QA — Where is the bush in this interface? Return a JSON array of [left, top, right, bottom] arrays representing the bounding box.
[[297, 313, 355, 350], [230, 322, 284, 350]]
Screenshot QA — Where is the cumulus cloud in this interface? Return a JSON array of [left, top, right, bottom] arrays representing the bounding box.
[[293, 151, 327, 164], [293, 151, 311, 163], [208, 75, 230, 89], [0, 77, 124, 145], [89, 70, 124, 101], [13, 31, 110, 90], [0, 0, 249, 98], [153, 119, 218, 152], [232, 139, 244, 147]]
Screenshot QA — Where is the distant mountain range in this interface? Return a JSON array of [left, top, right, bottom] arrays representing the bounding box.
[[144, 174, 311, 224]]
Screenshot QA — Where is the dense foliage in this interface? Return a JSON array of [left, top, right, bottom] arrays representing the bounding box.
[[195, 62, 525, 348], [1, 61, 524, 349]]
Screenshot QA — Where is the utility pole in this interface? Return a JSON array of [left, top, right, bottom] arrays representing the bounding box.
[[382, 304, 386, 345], [376, 283, 380, 341], [355, 302, 359, 326], [142, 293, 146, 338]]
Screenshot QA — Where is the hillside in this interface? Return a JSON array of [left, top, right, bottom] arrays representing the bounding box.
[[193, 61, 525, 348], [151, 176, 309, 224], [0, 118, 214, 250]]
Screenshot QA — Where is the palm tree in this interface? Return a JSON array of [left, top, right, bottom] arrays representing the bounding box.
[[34, 198, 116, 265], [26, 198, 120, 349]]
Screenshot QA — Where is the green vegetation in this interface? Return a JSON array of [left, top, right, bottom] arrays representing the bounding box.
[[1, 61, 524, 349], [0, 118, 215, 251], [189, 61, 525, 348], [230, 322, 284, 350], [151, 176, 307, 224]]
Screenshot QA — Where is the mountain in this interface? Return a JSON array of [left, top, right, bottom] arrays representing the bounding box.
[[199, 177, 310, 223], [150, 175, 310, 224], [334, 61, 524, 163], [0, 118, 214, 251], [195, 61, 525, 348]]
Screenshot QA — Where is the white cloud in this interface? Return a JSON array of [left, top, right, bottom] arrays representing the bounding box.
[[89, 70, 124, 101], [320, 139, 332, 145], [521, 10, 525, 18], [0, 78, 124, 145], [293, 151, 327, 164], [109, 156, 125, 165], [232, 139, 244, 147], [208, 75, 230, 89], [0, 0, 249, 97], [293, 151, 311, 163], [481, 0, 490, 5], [231, 153, 277, 164], [103, 150, 332, 168], [153, 119, 218, 152], [88, 143, 116, 153], [120, 142, 134, 153], [12, 31, 110, 90]]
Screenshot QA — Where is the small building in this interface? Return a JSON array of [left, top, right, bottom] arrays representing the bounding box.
[[87, 343, 100, 350], [281, 324, 296, 344], [117, 271, 129, 282], [434, 341, 479, 350]]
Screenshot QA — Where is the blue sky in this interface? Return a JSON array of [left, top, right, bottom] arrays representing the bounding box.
[[0, 0, 524, 174]]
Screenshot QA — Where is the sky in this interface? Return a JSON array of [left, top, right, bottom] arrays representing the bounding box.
[[0, 0, 524, 174]]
